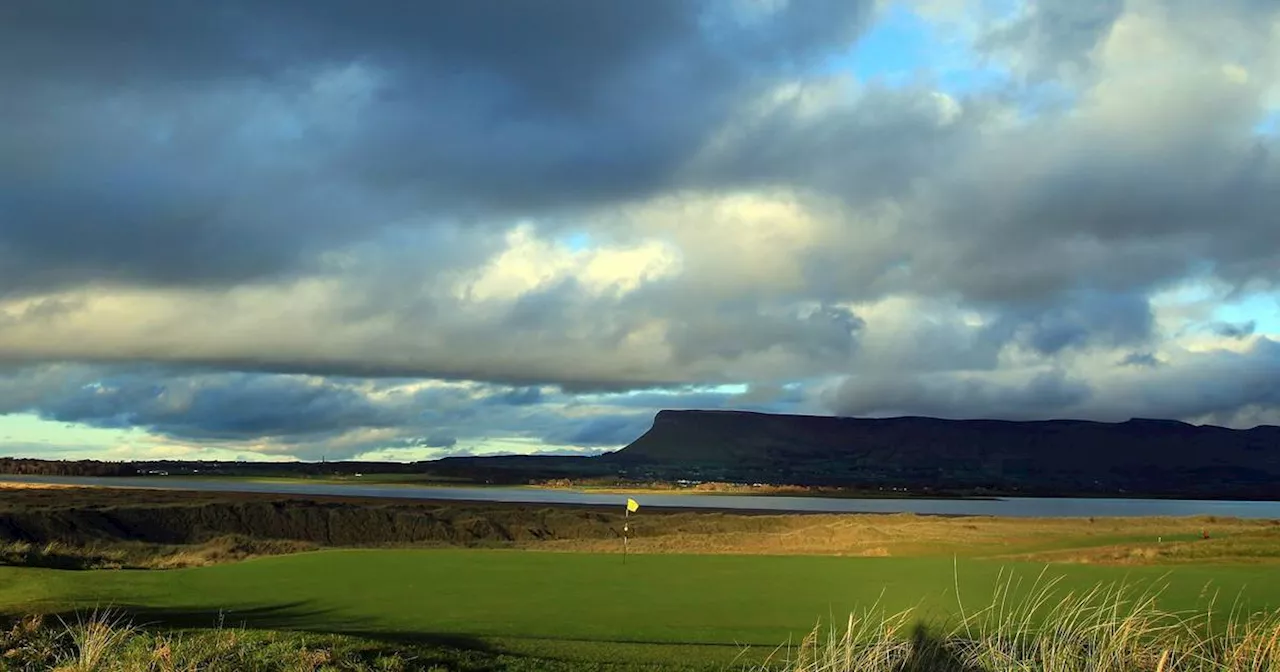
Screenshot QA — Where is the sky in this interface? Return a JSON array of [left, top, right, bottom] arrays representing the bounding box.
[[1, 0, 1278, 463]]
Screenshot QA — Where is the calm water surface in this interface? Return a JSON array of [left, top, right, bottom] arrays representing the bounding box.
[[4, 475, 1279, 519]]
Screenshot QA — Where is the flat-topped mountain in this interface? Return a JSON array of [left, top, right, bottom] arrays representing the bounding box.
[[4, 410, 1278, 500], [603, 410, 1280, 498]]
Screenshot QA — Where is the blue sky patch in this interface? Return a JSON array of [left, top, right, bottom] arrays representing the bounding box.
[[1214, 293, 1280, 336], [826, 1, 1012, 94]]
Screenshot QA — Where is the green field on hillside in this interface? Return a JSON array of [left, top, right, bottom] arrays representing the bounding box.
[[2, 549, 1278, 665]]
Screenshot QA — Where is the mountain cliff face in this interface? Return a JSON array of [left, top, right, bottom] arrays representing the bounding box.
[[605, 410, 1280, 498]]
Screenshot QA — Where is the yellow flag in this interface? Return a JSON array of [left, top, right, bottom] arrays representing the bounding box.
[[626, 498, 640, 513]]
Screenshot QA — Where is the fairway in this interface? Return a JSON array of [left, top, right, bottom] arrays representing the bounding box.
[[3, 548, 1279, 663]]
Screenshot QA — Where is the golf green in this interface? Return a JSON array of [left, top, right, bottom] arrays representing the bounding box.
[[2, 550, 1277, 649]]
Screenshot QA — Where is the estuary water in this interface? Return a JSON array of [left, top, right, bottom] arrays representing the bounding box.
[[3, 474, 1279, 519]]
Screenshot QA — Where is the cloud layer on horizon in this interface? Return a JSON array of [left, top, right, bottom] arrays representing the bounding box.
[[1, 0, 1279, 460]]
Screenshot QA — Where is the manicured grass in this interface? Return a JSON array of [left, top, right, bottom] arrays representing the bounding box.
[[3, 549, 1279, 665]]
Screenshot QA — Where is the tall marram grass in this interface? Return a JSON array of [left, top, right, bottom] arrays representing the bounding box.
[[760, 568, 1280, 672], [57, 608, 136, 671], [0, 610, 416, 672]]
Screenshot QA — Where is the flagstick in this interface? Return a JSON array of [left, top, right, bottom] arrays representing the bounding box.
[[623, 507, 629, 565]]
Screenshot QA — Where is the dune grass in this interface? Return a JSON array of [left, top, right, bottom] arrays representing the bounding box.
[[2, 549, 1279, 666], [760, 570, 1280, 671], [0, 610, 608, 672]]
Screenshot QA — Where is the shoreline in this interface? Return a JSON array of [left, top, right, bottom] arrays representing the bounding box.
[[1, 475, 1277, 522]]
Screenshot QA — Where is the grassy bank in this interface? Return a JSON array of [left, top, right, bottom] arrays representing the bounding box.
[[0, 536, 317, 570], [1, 486, 1278, 566]]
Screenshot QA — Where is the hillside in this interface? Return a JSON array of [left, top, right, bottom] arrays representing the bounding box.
[[604, 410, 1280, 499]]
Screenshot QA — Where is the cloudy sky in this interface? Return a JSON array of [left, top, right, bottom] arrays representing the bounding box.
[[1, 0, 1278, 462]]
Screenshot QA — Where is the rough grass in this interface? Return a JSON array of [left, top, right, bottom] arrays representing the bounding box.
[[535, 514, 1280, 563], [0, 536, 316, 570], [5, 514, 1276, 570], [1011, 529, 1280, 566]]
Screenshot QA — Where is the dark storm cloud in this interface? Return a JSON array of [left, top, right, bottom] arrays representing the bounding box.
[[483, 387, 545, 407], [2, 0, 873, 97], [0, 365, 662, 455], [826, 337, 1280, 428], [1128, 337, 1280, 425], [810, 155, 1275, 372], [425, 435, 457, 449], [1119, 352, 1162, 368], [824, 369, 1094, 421], [1211, 320, 1257, 340], [32, 372, 403, 440], [900, 135, 1280, 309], [869, 318, 1007, 375], [0, 0, 876, 296], [0, 1, 703, 99], [693, 82, 976, 202], [978, 0, 1125, 81], [403, 435, 458, 450], [1002, 291, 1155, 355], [665, 302, 865, 369], [77, 352, 688, 397], [541, 414, 654, 447]]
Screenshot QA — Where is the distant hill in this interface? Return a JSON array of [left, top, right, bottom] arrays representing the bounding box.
[[601, 410, 1280, 499], [4, 410, 1279, 500]]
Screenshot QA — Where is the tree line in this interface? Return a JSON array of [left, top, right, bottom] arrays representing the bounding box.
[[0, 457, 137, 477]]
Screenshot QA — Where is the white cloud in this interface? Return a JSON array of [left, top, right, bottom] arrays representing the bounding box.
[[457, 223, 681, 303]]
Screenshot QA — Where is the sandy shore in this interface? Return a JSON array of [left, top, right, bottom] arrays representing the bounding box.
[[0, 481, 83, 490]]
